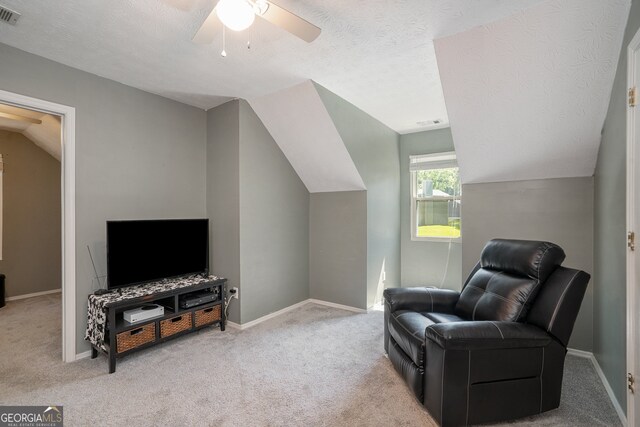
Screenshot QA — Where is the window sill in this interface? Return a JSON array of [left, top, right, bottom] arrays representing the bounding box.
[[411, 236, 462, 243]]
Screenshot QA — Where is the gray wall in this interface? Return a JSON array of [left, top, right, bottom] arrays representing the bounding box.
[[206, 100, 310, 324], [462, 177, 594, 352], [0, 43, 208, 354], [207, 101, 241, 323], [315, 83, 400, 308], [594, 0, 640, 412], [238, 100, 309, 323], [309, 191, 367, 307], [399, 129, 462, 290], [0, 131, 61, 297]]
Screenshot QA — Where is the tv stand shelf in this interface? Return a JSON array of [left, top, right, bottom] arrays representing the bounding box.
[[86, 275, 226, 373]]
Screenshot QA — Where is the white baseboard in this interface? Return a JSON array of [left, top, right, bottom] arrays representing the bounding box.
[[73, 297, 366, 351], [226, 299, 310, 330], [226, 320, 241, 330], [75, 350, 91, 361], [308, 298, 366, 313], [567, 348, 627, 426], [226, 298, 365, 330], [567, 348, 593, 359], [6, 288, 61, 301]]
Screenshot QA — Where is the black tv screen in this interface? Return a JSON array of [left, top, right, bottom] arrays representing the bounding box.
[[106, 219, 208, 289]]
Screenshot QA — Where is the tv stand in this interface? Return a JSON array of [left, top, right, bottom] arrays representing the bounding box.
[[86, 276, 226, 373]]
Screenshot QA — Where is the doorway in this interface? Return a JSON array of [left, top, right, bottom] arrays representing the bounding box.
[[626, 28, 640, 427], [0, 89, 76, 363]]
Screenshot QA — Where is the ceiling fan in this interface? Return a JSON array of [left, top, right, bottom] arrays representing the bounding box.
[[192, 0, 321, 44]]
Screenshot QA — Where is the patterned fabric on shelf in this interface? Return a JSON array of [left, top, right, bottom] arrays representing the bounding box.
[[84, 274, 223, 350]]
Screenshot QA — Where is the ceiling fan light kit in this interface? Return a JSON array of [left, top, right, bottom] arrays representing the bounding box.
[[252, 0, 269, 15], [216, 0, 255, 31], [192, 0, 321, 48]]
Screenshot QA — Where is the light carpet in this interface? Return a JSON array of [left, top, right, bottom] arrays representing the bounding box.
[[0, 294, 621, 426]]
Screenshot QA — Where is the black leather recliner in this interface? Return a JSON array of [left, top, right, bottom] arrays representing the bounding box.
[[383, 239, 590, 426]]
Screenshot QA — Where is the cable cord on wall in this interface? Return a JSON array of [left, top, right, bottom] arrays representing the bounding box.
[[438, 239, 453, 288], [224, 293, 234, 319]]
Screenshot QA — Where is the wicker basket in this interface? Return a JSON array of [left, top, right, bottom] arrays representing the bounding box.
[[160, 312, 193, 338], [195, 305, 221, 327], [116, 323, 156, 354]]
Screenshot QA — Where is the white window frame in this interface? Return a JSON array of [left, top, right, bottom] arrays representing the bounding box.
[[410, 151, 461, 242]]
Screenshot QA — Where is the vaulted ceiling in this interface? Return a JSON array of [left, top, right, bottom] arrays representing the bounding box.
[[0, 104, 61, 160], [0, 0, 543, 133], [435, 0, 630, 183], [249, 81, 365, 193], [0, 0, 631, 185]]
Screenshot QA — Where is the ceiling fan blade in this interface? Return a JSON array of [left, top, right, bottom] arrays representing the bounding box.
[[259, 1, 321, 43], [192, 6, 222, 44]]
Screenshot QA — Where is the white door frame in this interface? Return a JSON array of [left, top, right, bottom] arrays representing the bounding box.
[[0, 89, 76, 363], [626, 28, 640, 427]]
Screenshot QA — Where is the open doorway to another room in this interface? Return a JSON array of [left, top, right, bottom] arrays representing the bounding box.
[[0, 102, 63, 363]]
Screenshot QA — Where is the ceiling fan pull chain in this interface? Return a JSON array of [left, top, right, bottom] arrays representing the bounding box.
[[221, 25, 227, 57]]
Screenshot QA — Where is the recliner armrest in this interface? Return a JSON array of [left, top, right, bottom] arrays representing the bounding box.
[[383, 287, 459, 313], [425, 321, 551, 351]]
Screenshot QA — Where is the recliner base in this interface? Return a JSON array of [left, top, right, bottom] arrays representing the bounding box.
[[387, 335, 566, 426]]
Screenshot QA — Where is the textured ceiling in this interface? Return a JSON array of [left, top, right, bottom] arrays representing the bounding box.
[[0, 0, 545, 133], [249, 81, 365, 193], [435, 0, 630, 184], [0, 103, 61, 160]]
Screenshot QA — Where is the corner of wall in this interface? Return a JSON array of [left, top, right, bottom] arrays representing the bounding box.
[[206, 100, 241, 324], [398, 129, 462, 291], [592, 0, 640, 414], [312, 85, 401, 309], [236, 99, 310, 323]]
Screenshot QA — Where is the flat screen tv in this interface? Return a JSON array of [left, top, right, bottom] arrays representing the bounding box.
[[106, 219, 208, 290]]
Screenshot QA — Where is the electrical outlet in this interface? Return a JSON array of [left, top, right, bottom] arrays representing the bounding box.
[[230, 287, 239, 299]]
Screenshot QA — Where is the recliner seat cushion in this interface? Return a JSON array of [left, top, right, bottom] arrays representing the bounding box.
[[423, 312, 465, 324], [455, 240, 565, 322]]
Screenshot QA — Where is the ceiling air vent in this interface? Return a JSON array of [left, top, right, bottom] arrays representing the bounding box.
[[416, 119, 444, 127], [0, 5, 20, 25]]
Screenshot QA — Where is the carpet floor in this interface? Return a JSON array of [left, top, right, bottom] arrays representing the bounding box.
[[0, 294, 621, 426]]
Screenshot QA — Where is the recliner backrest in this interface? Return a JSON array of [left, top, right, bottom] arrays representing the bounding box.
[[455, 239, 566, 322], [526, 266, 590, 347]]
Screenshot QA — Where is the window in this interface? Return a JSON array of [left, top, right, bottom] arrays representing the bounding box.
[[410, 152, 461, 241]]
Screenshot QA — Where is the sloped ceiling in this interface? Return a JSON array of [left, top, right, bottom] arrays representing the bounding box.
[[0, 0, 545, 133], [434, 0, 630, 184], [0, 104, 61, 160], [248, 81, 365, 193], [0, 0, 631, 183]]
